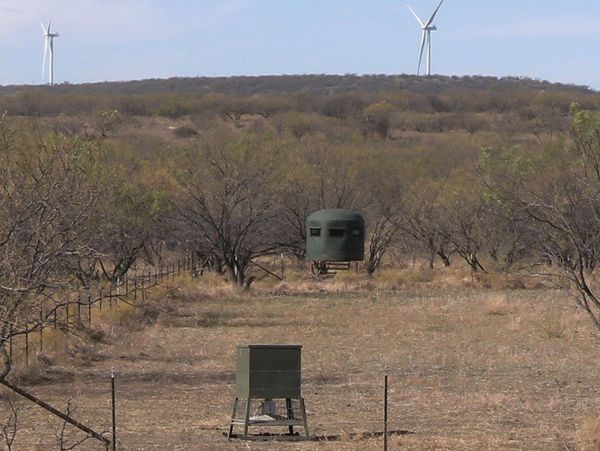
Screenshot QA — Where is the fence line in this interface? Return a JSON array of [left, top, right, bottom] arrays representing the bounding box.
[[9, 255, 195, 368], [9, 253, 291, 367]]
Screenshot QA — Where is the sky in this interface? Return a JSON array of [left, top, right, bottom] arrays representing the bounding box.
[[1, 0, 600, 89]]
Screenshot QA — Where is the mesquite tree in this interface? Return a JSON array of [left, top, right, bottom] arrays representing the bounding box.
[[484, 105, 600, 330], [175, 130, 284, 287], [0, 121, 99, 378]]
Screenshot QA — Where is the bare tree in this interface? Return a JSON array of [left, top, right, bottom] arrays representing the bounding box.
[[365, 218, 398, 275], [49, 400, 98, 451], [0, 119, 99, 379], [484, 106, 600, 330], [0, 394, 18, 450], [397, 183, 453, 269], [175, 130, 283, 287], [94, 184, 164, 284]]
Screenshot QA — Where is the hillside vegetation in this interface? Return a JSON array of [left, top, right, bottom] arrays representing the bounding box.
[[2, 74, 600, 448]]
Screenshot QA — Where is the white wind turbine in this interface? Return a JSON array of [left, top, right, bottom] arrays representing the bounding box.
[[41, 19, 59, 85], [406, 0, 444, 76]]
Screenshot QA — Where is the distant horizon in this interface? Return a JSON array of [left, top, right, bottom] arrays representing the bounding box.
[[2, 1, 600, 90], [2, 72, 596, 92]]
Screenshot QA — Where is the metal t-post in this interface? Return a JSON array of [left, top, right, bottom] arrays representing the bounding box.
[[384, 374, 388, 451], [111, 368, 116, 450]]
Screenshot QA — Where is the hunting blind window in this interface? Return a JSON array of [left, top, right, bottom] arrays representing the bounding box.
[[310, 228, 321, 237], [329, 229, 344, 237]]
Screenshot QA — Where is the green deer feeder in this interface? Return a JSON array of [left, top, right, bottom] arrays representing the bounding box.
[[228, 344, 309, 440]]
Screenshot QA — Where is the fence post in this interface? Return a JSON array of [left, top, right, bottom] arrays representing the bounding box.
[[111, 368, 117, 451], [39, 307, 43, 352], [116, 277, 120, 307], [384, 373, 388, 451], [25, 327, 29, 366], [9, 328, 13, 360]]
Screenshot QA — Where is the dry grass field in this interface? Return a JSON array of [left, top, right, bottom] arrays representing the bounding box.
[[3, 267, 600, 450]]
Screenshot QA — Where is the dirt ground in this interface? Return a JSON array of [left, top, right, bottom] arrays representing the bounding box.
[[3, 272, 600, 450]]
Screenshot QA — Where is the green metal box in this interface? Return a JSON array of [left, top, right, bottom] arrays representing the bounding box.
[[306, 209, 365, 262], [236, 345, 302, 399]]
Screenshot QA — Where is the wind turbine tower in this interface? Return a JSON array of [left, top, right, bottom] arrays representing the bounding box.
[[41, 20, 59, 85], [406, 0, 444, 76]]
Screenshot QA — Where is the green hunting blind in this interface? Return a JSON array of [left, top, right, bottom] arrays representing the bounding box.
[[228, 345, 309, 440], [306, 209, 365, 273]]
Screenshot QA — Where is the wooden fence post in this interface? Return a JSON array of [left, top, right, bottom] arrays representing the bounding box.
[[9, 330, 13, 360], [39, 307, 43, 352], [25, 327, 29, 366]]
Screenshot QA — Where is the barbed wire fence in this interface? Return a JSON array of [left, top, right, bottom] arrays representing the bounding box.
[[7, 250, 294, 368], [7, 254, 201, 368]]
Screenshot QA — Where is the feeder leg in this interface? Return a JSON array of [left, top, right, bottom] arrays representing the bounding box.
[[243, 398, 251, 437], [228, 397, 238, 439], [299, 398, 309, 436], [286, 398, 294, 435]]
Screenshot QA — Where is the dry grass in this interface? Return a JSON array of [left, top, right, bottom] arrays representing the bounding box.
[[1, 270, 600, 449], [579, 417, 600, 451], [484, 294, 519, 316]]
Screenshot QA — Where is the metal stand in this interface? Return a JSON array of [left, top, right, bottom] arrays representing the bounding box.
[[310, 261, 352, 276], [228, 397, 309, 440]]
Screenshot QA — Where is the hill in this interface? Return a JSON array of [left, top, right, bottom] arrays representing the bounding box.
[[0, 73, 595, 97]]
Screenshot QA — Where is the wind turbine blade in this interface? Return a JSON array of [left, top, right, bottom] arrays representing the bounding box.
[[40, 22, 47, 34], [405, 5, 424, 27], [424, 0, 444, 28], [42, 38, 48, 81], [47, 19, 52, 33], [417, 30, 426, 75]]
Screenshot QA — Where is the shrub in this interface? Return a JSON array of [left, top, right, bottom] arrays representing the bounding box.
[[173, 125, 198, 138]]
